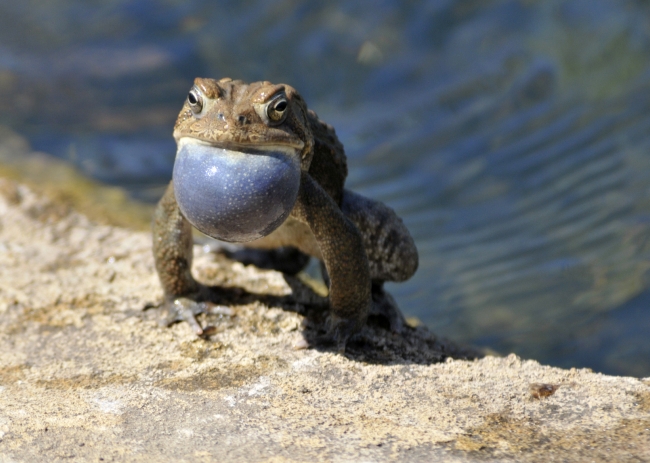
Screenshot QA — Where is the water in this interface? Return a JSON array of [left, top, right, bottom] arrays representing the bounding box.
[[1, 0, 649, 376]]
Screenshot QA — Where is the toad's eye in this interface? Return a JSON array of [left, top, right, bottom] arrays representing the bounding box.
[[267, 95, 288, 123], [187, 88, 203, 114]]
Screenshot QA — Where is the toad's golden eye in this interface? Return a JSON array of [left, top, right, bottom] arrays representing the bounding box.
[[187, 88, 203, 114], [267, 95, 288, 123]]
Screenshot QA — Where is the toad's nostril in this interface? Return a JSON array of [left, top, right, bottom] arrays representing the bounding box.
[[238, 115, 247, 125]]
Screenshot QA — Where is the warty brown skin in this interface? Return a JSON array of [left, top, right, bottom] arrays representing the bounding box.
[[153, 77, 418, 350]]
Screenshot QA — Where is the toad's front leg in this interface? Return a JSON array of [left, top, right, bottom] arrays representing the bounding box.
[[292, 172, 371, 351], [152, 182, 214, 335]]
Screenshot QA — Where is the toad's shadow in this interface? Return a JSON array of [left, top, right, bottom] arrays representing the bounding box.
[[150, 246, 480, 366]]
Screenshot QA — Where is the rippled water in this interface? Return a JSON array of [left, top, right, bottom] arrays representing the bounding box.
[[1, 0, 649, 376]]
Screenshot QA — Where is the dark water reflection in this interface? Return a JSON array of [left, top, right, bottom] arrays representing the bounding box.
[[1, 0, 649, 376]]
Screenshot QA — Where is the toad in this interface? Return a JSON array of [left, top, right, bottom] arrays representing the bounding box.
[[153, 77, 418, 351]]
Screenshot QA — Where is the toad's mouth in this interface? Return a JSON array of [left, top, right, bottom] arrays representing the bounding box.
[[176, 136, 305, 154], [172, 137, 302, 243]]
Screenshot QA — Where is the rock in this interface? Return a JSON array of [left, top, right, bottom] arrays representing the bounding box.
[[0, 178, 648, 462]]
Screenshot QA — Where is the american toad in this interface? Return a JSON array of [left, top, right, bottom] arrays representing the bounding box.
[[153, 77, 418, 351]]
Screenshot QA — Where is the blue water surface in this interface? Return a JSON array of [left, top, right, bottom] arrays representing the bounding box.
[[0, 0, 649, 376]]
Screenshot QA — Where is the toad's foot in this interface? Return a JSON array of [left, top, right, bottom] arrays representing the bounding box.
[[303, 313, 365, 353], [369, 284, 406, 333], [157, 290, 234, 337]]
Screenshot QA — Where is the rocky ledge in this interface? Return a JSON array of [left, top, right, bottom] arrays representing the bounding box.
[[0, 177, 648, 462]]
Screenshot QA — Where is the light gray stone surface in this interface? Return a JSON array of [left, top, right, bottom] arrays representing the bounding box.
[[0, 178, 648, 462]]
